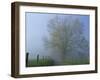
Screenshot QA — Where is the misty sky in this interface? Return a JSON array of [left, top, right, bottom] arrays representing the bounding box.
[[25, 12, 89, 59]]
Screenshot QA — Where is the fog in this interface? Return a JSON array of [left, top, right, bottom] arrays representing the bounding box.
[[25, 12, 89, 63]]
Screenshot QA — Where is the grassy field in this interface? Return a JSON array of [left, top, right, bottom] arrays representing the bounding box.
[[27, 58, 54, 67], [63, 58, 89, 65], [26, 53, 89, 67], [27, 58, 89, 67]]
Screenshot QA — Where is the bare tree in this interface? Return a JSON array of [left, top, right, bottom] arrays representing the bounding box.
[[44, 16, 89, 63]]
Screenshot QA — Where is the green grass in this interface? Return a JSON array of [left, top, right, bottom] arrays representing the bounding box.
[[27, 58, 89, 67], [27, 58, 54, 67], [63, 58, 89, 65]]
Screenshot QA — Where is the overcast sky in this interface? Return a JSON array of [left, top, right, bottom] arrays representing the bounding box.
[[25, 12, 89, 58]]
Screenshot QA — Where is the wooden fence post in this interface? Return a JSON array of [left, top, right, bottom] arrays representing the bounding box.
[[37, 54, 39, 63], [26, 52, 29, 67]]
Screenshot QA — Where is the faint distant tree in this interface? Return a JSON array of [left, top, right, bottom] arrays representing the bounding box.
[[43, 16, 89, 62]]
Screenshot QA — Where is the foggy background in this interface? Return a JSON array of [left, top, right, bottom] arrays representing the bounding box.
[[25, 12, 89, 61]]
